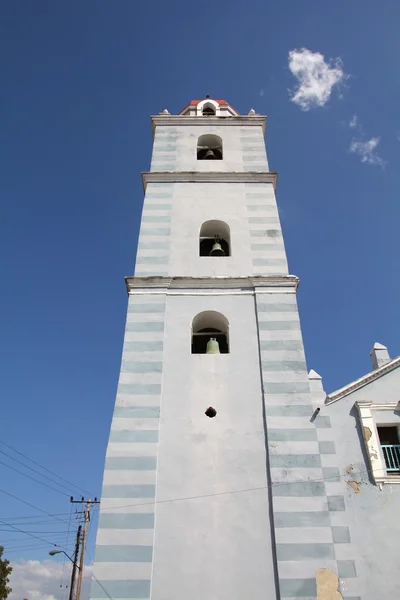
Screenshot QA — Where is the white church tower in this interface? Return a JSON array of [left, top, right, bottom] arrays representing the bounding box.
[[90, 98, 348, 600]]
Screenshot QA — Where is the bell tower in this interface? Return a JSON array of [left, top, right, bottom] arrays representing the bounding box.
[[90, 98, 337, 600]]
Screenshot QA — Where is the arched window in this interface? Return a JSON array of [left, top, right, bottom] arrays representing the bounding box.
[[191, 311, 229, 354], [202, 104, 216, 116], [197, 134, 223, 160], [199, 220, 230, 257]]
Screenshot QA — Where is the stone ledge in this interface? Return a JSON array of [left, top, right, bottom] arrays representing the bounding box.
[[142, 171, 278, 190], [125, 275, 299, 294]]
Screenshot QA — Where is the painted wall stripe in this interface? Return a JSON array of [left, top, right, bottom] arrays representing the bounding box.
[[258, 321, 300, 331], [90, 579, 151, 598], [127, 304, 166, 314], [126, 322, 164, 332], [249, 216, 279, 223], [260, 340, 303, 351], [141, 216, 171, 223], [274, 511, 330, 528], [265, 405, 313, 417], [272, 482, 326, 497], [247, 205, 276, 212], [142, 204, 172, 210], [253, 258, 287, 266], [250, 230, 281, 237], [319, 441, 336, 454], [332, 526, 351, 543], [337, 560, 357, 578], [117, 383, 162, 396], [277, 543, 334, 560], [327, 496, 345, 511], [264, 382, 310, 394], [109, 430, 158, 443], [257, 303, 297, 312], [140, 228, 171, 236], [314, 416, 331, 428], [135, 256, 169, 265], [123, 341, 164, 352], [101, 484, 156, 498], [121, 362, 163, 374], [269, 454, 321, 468], [268, 429, 317, 442], [112, 407, 160, 419], [105, 457, 157, 470], [95, 545, 153, 563], [262, 361, 305, 372], [279, 578, 316, 597], [99, 513, 155, 529]]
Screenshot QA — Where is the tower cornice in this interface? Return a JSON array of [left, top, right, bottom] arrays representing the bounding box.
[[125, 275, 299, 294], [151, 115, 267, 134], [142, 171, 278, 191]]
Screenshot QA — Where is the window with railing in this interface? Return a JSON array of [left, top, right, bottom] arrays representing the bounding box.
[[377, 426, 400, 473]]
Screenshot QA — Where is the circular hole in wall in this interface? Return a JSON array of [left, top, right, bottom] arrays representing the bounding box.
[[205, 406, 217, 418]]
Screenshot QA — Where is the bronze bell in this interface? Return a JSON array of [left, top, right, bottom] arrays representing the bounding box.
[[206, 337, 220, 354], [209, 241, 225, 256], [203, 149, 217, 160]]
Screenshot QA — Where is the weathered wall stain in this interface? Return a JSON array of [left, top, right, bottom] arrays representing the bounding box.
[[363, 426, 372, 442], [316, 568, 343, 600], [347, 479, 361, 494]]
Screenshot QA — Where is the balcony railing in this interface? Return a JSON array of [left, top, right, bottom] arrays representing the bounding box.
[[381, 445, 400, 472]]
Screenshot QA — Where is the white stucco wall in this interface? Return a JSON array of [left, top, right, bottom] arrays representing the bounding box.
[[150, 292, 277, 599]]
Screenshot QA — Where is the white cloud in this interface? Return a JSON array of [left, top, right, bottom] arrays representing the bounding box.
[[349, 115, 358, 129], [288, 48, 346, 110], [9, 560, 92, 600], [349, 137, 385, 167], [259, 89, 265, 97]]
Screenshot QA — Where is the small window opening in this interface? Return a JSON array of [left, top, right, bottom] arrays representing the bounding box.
[[191, 311, 229, 354], [202, 106, 216, 116], [199, 220, 230, 257], [197, 134, 222, 160], [205, 406, 217, 418], [377, 426, 400, 473]]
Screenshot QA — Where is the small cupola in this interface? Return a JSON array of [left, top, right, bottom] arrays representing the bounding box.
[[179, 97, 239, 116]]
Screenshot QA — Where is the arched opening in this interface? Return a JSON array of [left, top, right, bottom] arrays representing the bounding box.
[[199, 220, 230, 257], [191, 311, 229, 354], [197, 134, 223, 160], [202, 104, 216, 116]]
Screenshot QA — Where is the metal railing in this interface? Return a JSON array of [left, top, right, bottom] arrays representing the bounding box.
[[381, 445, 400, 472]]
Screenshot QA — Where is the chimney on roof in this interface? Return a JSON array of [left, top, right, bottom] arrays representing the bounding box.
[[370, 342, 391, 370]]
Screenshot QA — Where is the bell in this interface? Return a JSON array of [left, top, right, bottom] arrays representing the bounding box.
[[209, 241, 225, 256], [203, 149, 217, 160], [206, 338, 220, 354]]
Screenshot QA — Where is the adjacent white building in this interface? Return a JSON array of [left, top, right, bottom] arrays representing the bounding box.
[[89, 98, 400, 600]]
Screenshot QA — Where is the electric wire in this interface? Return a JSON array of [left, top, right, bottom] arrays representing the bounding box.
[[0, 448, 78, 496], [0, 518, 69, 549], [94, 463, 388, 514], [0, 487, 71, 525], [0, 438, 95, 497], [0, 458, 71, 496]]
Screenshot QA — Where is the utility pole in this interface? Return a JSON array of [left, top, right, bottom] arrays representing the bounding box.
[[70, 497, 100, 600], [69, 525, 82, 600]]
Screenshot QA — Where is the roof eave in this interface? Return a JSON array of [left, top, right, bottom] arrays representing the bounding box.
[[325, 356, 400, 405]]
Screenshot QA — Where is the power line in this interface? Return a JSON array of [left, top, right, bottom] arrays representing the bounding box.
[[95, 463, 385, 514], [0, 448, 77, 495], [0, 512, 73, 521], [0, 486, 71, 525], [0, 458, 70, 496], [0, 518, 69, 549], [0, 438, 95, 497]]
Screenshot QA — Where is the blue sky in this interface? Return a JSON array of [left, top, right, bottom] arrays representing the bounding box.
[[1, 0, 400, 596]]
